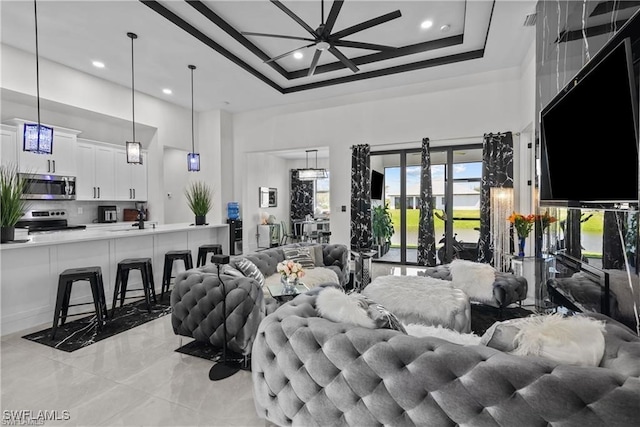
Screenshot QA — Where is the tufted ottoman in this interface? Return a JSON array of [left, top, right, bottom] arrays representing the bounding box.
[[363, 275, 471, 333]]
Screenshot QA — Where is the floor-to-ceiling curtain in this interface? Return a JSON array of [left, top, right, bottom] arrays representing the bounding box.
[[478, 132, 514, 264], [351, 144, 372, 250], [603, 211, 626, 269], [417, 138, 436, 266], [290, 170, 314, 237]]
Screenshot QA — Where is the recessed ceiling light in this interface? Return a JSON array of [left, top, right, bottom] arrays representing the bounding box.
[[162, 88, 172, 95], [92, 61, 105, 68], [293, 51, 303, 59], [420, 20, 433, 29], [440, 24, 451, 32]]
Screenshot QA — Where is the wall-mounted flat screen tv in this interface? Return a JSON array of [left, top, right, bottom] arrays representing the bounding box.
[[371, 169, 384, 200], [540, 37, 638, 208]]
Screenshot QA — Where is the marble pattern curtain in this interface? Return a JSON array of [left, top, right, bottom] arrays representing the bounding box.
[[478, 132, 514, 264], [417, 138, 436, 266], [290, 170, 314, 236], [351, 145, 372, 250]]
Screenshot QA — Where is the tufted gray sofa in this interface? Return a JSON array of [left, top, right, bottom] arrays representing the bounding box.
[[252, 292, 640, 426], [170, 243, 349, 355], [419, 264, 527, 309], [229, 243, 350, 287]]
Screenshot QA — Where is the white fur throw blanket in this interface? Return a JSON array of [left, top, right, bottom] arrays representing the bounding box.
[[449, 259, 496, 304], [363, 275, 465, 326], [404, 323, 481, 346]]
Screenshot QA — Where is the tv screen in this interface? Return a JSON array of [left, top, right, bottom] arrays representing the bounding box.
[[540, 37, 638, 207], [371, 169, 384, 200]]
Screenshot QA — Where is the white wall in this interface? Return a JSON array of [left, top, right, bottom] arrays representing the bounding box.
[[232, 67, 526, 249]]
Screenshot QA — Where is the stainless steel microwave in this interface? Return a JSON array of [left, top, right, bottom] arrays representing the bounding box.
[[19, 173, 76, 200]]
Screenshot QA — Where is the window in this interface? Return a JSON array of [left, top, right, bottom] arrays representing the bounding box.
[[315, 172, 330, 215]]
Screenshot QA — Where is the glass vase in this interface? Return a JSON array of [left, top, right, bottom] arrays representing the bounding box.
[[518, 236, 526, 257], [281, 276, 298, 294]]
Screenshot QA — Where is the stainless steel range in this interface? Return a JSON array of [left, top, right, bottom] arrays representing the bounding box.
[[16, 209, 87, 234]]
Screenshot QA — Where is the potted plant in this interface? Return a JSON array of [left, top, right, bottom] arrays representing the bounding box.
[[0, 163, 30, 243], [372, 203, 394, 256], [185, 181, 213, 225]]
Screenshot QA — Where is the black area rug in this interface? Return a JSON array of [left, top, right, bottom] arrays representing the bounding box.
[[22, 299, 172, 352], [471, 304, 534, 336], [175, 340, 251, 371]]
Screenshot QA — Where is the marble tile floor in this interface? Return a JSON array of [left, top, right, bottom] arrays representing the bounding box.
[[0, 265, 430, 426]]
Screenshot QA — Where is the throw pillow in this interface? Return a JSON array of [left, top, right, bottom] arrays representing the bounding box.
[[449, 259, 496, 304], [311, 244, 325, 267], [480, 319, 525, 352], [235, 258, 265, 287], [221, 265, 245, 278], [511, 314, 606, 367], [316, 288, 406, 333], [283, 247, 315, 269]]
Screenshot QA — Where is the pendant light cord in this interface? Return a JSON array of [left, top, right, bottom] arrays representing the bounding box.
[[130, 34, 136, 144], [190, 65, 195, 153], [33, 0, 41, 135]]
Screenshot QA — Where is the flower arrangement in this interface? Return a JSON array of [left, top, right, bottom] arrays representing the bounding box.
[[536, 210, 557, 230], [508, 212, 536, 238], [277, 260, 305, 281]]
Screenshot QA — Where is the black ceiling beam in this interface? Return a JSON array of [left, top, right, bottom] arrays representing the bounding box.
[[139, 0, 283, 93], [186, 0, 290, 78], [289, 35, 463, 78], [283, 49, 485, 94]]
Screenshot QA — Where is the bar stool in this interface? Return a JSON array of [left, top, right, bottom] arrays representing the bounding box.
[[196, 244, 223, 267], [111, 258, 156, 317], [52, 266, 107, 339], [161, 250, 194, 301]]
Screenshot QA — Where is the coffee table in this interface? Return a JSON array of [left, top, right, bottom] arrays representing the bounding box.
[[267, 283, 309, 302]]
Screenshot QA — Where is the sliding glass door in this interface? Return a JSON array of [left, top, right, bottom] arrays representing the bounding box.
[[372, 144, 482, 265]]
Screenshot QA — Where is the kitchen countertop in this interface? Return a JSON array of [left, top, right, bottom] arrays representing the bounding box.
[[0, 223, 228, 250]]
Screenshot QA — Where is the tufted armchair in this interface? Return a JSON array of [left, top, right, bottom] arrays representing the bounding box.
[[171, 266, 265, 355], [252, 292, 640, 426], [419, 264, 527, 309]]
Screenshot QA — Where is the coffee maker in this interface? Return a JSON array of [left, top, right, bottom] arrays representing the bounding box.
[[97, 205, 117, 223]]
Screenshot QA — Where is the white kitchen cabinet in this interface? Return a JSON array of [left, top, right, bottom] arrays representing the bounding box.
[[76, 141, 115, 200], [1, 125, 17, 167], [14, 121, 80, 176], [114, 148, 148, 201]]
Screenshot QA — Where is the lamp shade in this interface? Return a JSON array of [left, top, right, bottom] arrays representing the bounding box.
[[187, 152, 200, 171], [126, 141, 142, 164], [297, 168, 328, 180]]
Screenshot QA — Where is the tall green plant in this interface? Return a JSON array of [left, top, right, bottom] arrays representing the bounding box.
[[372, 203, 394, 245], [0, 163, 31, 227], [185, 181, 213, 217]]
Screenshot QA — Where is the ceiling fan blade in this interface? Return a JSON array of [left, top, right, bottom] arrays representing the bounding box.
[[331, 10, 402, 39], [242, 31, 316, 42], [322, 0, 344, 36], [265, 42, 317, 63], [328, 45, 359, 73], [332, 40, 396, 51], [308, 49, 323, 76], [270, 0, 317, 37]]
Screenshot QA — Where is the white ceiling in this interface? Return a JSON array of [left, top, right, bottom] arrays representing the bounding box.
[[0, 0, 537, 114]]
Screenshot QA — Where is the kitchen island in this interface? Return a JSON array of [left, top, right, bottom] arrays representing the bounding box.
[[0, 223, 229, 335]]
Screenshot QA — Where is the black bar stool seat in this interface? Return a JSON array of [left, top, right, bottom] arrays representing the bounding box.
[[52, 266, 107, 339], [196, 244, 223, 267], [161, 250, 194, 301], [111, 258, 156, 317]]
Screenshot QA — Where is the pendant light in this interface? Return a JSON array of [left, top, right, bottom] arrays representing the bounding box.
[[187, 64, 200, 172], [126, 32, 142, 164], [24, 0, 54, 155], [297, 149, 328, 180]]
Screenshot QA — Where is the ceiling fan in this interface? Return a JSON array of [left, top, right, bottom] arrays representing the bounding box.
[[243, 0, 401, 76]]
